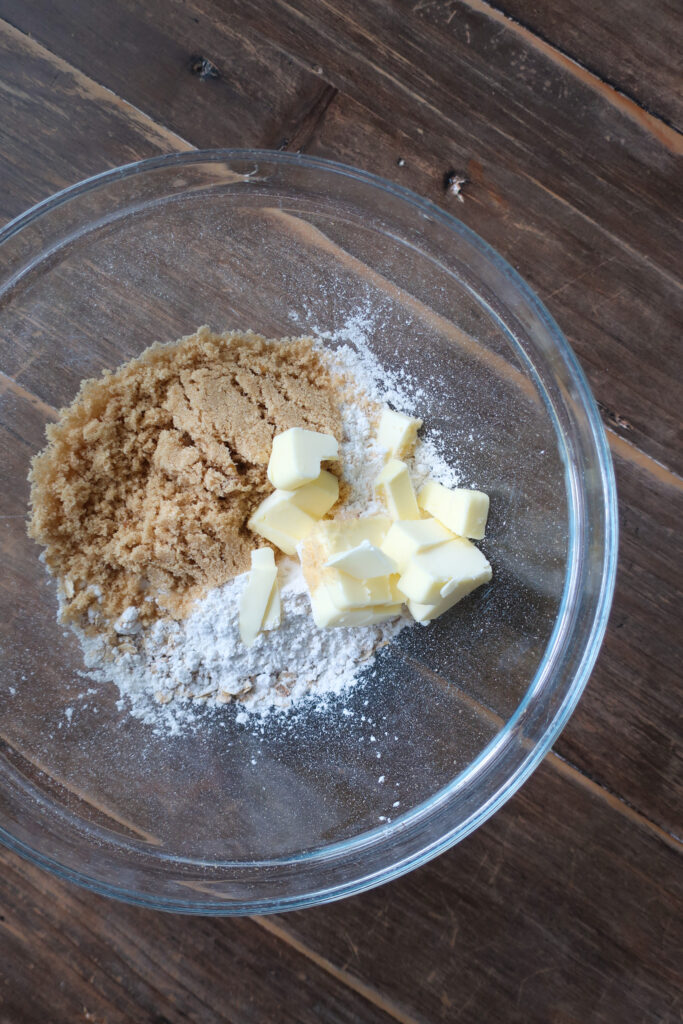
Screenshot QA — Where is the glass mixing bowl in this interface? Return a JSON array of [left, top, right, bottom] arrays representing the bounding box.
[[0, 151, 617, 913]]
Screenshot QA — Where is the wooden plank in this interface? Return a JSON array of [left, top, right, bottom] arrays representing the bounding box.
[[0, 847, 399, 1024], [271, 759, 683, 1024], [300, 89, 683, 473], [3, 3, 680, 473], [233, 0, 683, 254], [0, 20, 188, 222], [555, 449, 683, 833], [483, 0, 683, 130], [0, 0, 330, 154]]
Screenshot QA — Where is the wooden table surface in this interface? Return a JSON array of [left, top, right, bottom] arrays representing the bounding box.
[[0, 2, 681, 1021]]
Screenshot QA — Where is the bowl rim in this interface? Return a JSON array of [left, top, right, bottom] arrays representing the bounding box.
[[0, 148, 619, 912]]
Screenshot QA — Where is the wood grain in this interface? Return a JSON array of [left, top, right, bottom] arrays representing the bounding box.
[[485, 0, 683, 129], [0, 0, 330, 152], [0, 847, 398, 1024], [272, 758, 682, 1024], [300, 88, 683, 475], [1, 753, 679, 1024], [0, 21, 186, 222], [3, 1, 681, 472], [555, 451, 683, 833]]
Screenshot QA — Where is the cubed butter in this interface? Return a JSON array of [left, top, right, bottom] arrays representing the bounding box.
[[407, 586, 469, 624], [310, 584, 402, 629], [248, 491, 317, 556], [325, 539, 397, 579], [321, 568, 402, 611], [239, 548, 278, 646], [299, 518, 403, 622], [397, 537, 492, 604], [418, 480, 490, 539], [375, 459, 420, 520], [380, 517, 454, 571], [281, 469, 339, 518], [377, 408, 423, 457], [267, 427, 338, 490], [314, 515, 392, 554]]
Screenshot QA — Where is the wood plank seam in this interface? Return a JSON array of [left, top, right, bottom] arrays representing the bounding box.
[[3, 16, 681, 299], [460, 0, 682, 133], [547, 751, 683, 853], [419, 0, 683, 153], [405, 657, 683, 850], [0, 17, 195, 154], [520, 168, 683, 289], [251, 915, 422, 1024], [227, 0, 683, 283]]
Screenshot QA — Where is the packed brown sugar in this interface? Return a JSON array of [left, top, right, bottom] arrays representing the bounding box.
[[28, 327, 342, 629]]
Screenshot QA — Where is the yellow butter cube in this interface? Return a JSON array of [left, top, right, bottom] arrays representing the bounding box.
[[325, 539, 397, 579], [267, 427, 338, 490], [322, 571, 371, 610], [299, 518, 402, 615], [281, 469, 339, 518], [417, 480, 490, 540], [248, 491, 317, 556], [397, 537, 492, 604], [320, 569, 402, 611], [375, 459, 420, 520], [316, 515, 392, 554], [407, 585, 475, 624], [377, 408, 422, 457], [381, 518, 454, 571], [310, 585, 402, 629], [239, 548, 278, 646]]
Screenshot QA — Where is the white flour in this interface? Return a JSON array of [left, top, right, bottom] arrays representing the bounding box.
[[80, 560, 407, 735], [76, 311, 463, 731]]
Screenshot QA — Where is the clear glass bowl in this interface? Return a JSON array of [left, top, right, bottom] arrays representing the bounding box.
[[0, 151, 617, 913]]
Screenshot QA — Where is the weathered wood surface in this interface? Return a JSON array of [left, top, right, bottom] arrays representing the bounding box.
[[487, 0, 683, 129], [1, 0, 681, 472], [0, 847, 397, 1024], [0, 1, 681, 1022], [0, 760, 680, 1024]]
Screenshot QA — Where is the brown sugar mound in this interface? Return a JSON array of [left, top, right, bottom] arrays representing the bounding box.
[[28, 327, 341, 628]]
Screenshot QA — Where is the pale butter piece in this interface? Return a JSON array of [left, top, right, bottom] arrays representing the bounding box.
[[267, 427, 338, 490], [310, 584, 402, 629], [320, 569, 402, 611], [418, 480, 490, 540], [248, 491, 317, 556], [375, 459, 420, 520], [299, 518, 401, 618], [381, 517, 454, 571], [377, 408, 423, 457], [397, 537, 492, 604], [239, 548, 278, 646], [281, 470, 339, 518], [407, 586, 468, 624], [325, 539, 397, 579], [262, 577, 281, 631], [315, 515, 392, 554]]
